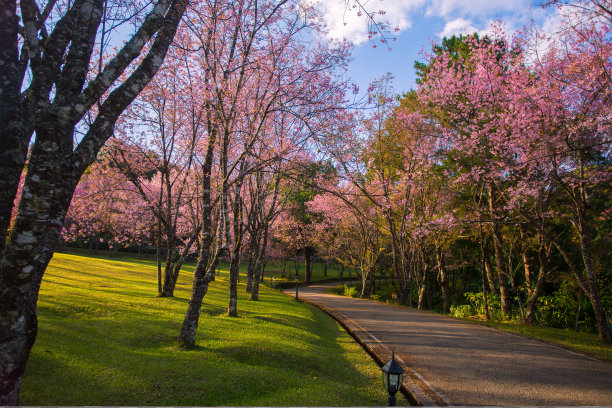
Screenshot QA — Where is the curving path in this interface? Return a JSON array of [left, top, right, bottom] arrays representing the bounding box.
[[284, 282, 612, 406]]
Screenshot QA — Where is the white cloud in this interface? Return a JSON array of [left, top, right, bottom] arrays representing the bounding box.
[[313, 0, 426, 44], [313, 0, 558, 46], [438, 18, 480, 38], [425, 0, 530, 18]]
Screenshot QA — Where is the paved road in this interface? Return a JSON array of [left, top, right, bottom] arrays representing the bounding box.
[[286, 282, 612, 406]]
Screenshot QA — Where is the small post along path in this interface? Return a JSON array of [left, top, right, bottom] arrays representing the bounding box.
[[284, 282, 612, 406]]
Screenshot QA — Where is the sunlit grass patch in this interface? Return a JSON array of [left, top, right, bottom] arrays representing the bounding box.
[[21, 251, 397, 406]]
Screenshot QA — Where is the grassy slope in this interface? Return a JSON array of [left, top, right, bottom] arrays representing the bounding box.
[[20, 251, 394, 406]]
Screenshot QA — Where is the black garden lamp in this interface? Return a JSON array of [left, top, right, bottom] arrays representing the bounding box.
[[381, 351, 404, 406]]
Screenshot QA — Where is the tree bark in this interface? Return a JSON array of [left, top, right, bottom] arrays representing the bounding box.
[[519, 225, 533, 296], [304, 246, 312, 283], [178, 124, 218, 348], [435, 243, 450, 313], [577, 210, 612, 341], [227, 167, 244, 317], [488, 188, 512, 318], [525, 233, 548, 323]]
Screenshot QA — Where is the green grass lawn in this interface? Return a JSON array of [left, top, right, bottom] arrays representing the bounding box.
[[20, 250, 398, 406]]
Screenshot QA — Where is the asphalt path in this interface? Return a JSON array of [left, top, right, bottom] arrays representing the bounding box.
[[285, 282, 612, 406]]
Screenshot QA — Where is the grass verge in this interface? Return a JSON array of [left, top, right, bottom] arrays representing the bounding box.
[[20, 251, 393, 406], [466, 319, 612, 363], [325, 284, 612, 363]]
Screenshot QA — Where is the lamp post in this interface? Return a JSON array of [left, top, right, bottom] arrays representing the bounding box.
[[381, 351, 404, 406]]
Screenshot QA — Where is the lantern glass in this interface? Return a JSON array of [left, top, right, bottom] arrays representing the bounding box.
[[388, 373, 402, 394]]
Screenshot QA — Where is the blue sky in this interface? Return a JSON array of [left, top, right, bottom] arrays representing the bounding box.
[[315, 0, 563, 95]]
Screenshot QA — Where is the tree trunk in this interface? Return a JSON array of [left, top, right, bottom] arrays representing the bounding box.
[[525, 237, 548, 323], [519, 225, 533, 296], [304, 246, 312, 283], [0, 134, 80, 404], [227, 248, 240, 316], [245, 231, 257, 293], [168, 229, 200, 295], [177, 250, 219, 348], [160, 235, 176, 297], [178, 114, 219, 348], [488, 188, 512, 318], [250, 224, 269, 301], [228, 168, 244, 317], [250, 261, 262, 301], [435, 244, 450, 313], [156, 221, 163, 296], [577, 210, 612, 341], [360, 267, 372, 299]]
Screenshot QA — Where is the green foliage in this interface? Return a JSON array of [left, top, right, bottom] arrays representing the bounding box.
[[21, 251, 393, 406], [536, 293, 596, 332], [343, 284, 360, 298], [450, 292, 504, 320]]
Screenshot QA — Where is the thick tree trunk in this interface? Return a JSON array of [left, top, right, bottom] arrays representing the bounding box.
[[0, 0, 29, 264], [1, 0, 188, 400], [0, 130, 80, 404]]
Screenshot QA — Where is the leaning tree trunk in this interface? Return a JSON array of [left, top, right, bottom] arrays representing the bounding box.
[[177, 110, 220, 348], [0, 0, 188, 400], [0, 136, 80, 404]]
